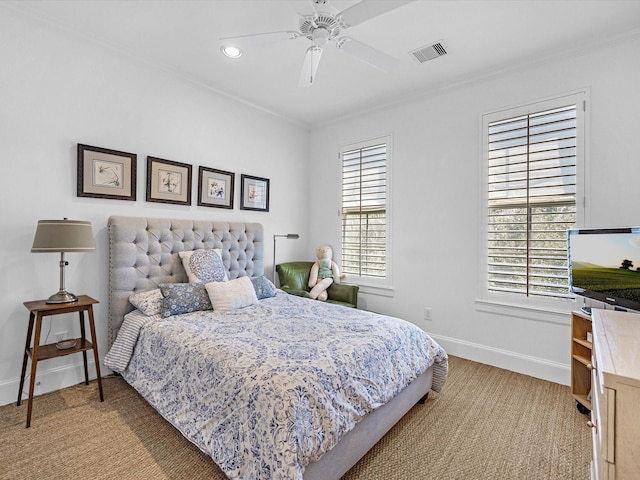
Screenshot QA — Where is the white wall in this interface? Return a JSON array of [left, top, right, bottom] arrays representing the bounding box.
[[309, 32, 640, 385], [2, 6, 638, 409], [0, 8, 310, 406]]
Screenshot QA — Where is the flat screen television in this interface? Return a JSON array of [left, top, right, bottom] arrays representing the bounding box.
[[567, 227, 640, 311]]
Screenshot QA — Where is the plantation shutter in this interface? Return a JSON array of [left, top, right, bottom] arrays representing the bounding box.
[[341, 142, 387, 279], [487, 104, 577, 299]]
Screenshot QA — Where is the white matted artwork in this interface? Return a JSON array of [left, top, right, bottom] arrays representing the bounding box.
[[240, 174, 269, 212], [198, 166, 234, 209], [146, 156, 192, 206], [77, 143, 136, 201], [158, 169, 182, 195], [93, 160, 124, 189]]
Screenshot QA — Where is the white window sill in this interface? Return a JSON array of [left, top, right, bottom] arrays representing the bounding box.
[[474, 298, 574, 325], [346, 281, 394, 298]]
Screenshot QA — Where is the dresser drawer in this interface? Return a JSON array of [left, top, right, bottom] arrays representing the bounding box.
[[592, 350, 615, 465], [591, 364, 614, 479]]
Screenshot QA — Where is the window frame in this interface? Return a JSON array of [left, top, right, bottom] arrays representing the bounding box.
[[338, 134, 393, 293], [478, 91, 588, 314]]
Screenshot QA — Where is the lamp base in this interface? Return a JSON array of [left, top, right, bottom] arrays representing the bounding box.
[[46, 291, 78, 304]]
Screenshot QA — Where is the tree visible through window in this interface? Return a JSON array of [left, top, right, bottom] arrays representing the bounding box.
[[486, 102, 580, 300], [341, 141, 388, 281]]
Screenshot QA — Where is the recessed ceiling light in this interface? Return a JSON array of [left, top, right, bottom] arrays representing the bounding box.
[[221, 46, 242, 58]]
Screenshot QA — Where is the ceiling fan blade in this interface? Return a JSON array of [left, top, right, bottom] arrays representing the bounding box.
[[338, 0, 415, 28], [220, 31, 300, 48], [336, 37, 398, 72], [299, 46, 323, 87]]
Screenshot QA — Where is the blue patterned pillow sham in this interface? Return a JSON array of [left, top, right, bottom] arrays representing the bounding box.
[[159, 283, 213, 318], [250, 276, 276, 300], [178, 249, 228, 283]]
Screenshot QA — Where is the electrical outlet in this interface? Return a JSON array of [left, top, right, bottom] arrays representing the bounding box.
[[55, 331, 68, 342], [423, 307, 433, 321]]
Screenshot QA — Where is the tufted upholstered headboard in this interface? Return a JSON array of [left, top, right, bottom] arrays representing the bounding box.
[[108, 215, 264, 346]]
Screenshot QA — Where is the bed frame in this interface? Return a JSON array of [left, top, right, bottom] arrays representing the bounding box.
[[107, 215, 433, 480]]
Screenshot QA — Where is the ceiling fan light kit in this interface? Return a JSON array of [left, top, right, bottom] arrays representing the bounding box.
[[219, 0, 415, 86]]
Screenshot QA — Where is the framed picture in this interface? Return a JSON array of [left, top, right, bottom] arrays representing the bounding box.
[[77, 144, 136, 201], [240, 174, 269, 212], [197, 166, 234, 209], [146, 156, 192, 206]]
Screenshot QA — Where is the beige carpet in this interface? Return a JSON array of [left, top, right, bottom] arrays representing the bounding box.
[[0, 356, 591, 479]]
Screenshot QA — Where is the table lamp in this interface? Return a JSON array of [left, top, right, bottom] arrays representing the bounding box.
[[31, 218, 95, 303]]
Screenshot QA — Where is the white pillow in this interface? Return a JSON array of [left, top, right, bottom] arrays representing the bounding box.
[[205, 276, 259, 312], [179, 248, 228, 283], [129, 289, 162, 316]]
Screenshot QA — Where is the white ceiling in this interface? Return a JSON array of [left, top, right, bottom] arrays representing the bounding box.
[[7, 0, 640, 127]]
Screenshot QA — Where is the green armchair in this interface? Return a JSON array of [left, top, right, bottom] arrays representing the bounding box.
[[276, 261, 359, 308]]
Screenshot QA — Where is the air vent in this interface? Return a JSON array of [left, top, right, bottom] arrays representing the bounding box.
[[410, 41, 447, 64]]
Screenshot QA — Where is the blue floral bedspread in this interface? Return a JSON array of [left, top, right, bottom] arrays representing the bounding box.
[[105, 291, 448, 479]]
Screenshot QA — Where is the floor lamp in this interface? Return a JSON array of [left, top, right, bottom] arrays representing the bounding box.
[[273, 233, 299, 283]]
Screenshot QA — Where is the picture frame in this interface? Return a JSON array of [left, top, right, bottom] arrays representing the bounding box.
[[146, 156, 192, 206], [77, 144, 137, 201], [240, 174, 269, 212], [197, 166, 234, 209]]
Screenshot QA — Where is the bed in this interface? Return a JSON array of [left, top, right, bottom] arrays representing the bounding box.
[[104, 215, 448, 480]]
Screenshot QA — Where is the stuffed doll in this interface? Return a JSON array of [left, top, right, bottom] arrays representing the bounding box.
[[308, 244, 345, 301]]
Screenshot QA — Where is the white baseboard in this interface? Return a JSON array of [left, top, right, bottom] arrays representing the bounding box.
[[0, 360, 103, 407], [429, 333, 570, 386]]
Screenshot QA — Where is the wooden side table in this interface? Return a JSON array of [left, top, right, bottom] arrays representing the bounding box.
[[17, 295, 104, 427]]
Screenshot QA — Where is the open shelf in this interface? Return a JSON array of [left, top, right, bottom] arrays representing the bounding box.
[[571, 393, 592, 411], [571, 311, 593, 413], [573, 337, 592, 350], [28, 338, 94, 361], [572, 353, 591, 367]]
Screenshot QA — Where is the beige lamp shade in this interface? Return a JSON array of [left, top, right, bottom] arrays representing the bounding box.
[[31, 218, 95, 303], [31, 219, 95, 252]]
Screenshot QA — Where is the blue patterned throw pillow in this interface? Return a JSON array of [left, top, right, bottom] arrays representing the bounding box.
[[250, 275, 276, 300], [159, 283, 213, 317], [179, 249, 228, 283]]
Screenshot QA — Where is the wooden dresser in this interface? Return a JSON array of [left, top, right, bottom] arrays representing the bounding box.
[[590, 309, 640, 479]]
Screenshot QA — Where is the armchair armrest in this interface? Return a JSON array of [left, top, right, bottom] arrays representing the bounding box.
[[327, 282, 359, 308]]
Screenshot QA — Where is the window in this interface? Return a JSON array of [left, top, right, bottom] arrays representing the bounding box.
[[482, 93, 585, 304], [340, 137, 391, 288]]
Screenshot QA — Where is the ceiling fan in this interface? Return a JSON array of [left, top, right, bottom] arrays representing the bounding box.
[[220, 0, 415, 87]]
